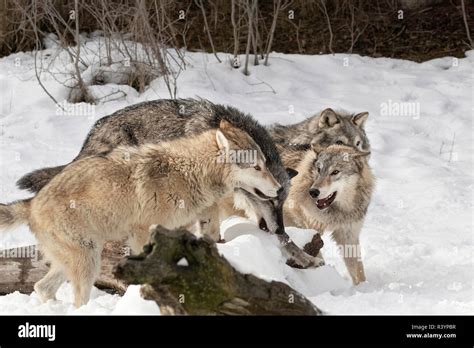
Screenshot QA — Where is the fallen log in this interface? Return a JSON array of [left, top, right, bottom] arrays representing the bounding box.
[[0, 230, 324, 306], [0, 241, 128, 295], [115, 225, 322, 315]]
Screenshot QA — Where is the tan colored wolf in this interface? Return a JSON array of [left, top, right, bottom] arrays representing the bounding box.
[[0, 121, 281, 307], [282, 144, 374, 284]]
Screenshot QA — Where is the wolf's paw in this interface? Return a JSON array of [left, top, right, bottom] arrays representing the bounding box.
[[34, 283, 57, 303]]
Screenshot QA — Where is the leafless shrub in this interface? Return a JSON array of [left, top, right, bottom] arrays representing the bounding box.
[[2, 0, 470, 88], [8, 0, 188, 104]]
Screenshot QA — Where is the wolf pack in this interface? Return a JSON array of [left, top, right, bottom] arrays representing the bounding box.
[[0, 99, 374, 308]]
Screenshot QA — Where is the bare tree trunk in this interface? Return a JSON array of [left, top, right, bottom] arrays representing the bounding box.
[[252, 0, 259, 65], [264, 0, 281, 66], [71, 0, 94, 103], [231, 0, 240, 67], [0, 0, 7, 55], [243, 0, 255, 75]]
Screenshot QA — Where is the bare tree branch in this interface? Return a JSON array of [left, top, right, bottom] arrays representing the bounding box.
[[195, 0, 222, 63], [264, 0, 281, 66], [318, 0, 334, 54], [460, 0, 473, 48]]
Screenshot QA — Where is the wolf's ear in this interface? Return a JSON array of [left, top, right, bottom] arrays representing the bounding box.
[[216, 129, 230, 152], [286, 168, 298, 179], [352, 112, 369, 128], [318, 108, 340, 128]]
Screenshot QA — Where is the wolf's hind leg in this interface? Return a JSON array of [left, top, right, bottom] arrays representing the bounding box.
[[64, 244, 102, 308], [34, 266, 66, 302], [333, 226, 366, 285]]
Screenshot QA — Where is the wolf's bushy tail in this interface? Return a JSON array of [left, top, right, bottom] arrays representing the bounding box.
[[16, 165, 67, 193], [0, 199, 31, 230]]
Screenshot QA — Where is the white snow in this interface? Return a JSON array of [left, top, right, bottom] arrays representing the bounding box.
[[218, 217, 350, 297], [0, 38, 472, 314], [0, 284, 160, 315], [176, 257, 189, 267]]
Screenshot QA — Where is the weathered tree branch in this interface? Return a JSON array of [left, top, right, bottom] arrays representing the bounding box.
[[115, 225, 322, 315], [0, 227, 323, 315]]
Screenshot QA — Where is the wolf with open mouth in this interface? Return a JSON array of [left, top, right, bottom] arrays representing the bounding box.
[[17, 98, 319, 269], [283, 143, 375, 284]]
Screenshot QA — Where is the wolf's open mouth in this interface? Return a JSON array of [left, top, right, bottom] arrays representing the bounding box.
[[316, 191, 337, 210], [259, 218, 269, 232], [254, 188, 274, 200]]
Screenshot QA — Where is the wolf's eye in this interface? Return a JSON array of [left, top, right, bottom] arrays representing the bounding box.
[[254, 165, 261, 171], [317, 167, 321, 173], [356, 141, 361, 147], [336, 140, 344, 145], [331, 170, 340, 176]]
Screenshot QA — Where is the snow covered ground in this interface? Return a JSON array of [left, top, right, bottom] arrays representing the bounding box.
[[0, 39, 472, 314]]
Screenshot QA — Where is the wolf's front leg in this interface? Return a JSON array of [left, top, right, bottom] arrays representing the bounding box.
[[333, 223, 366, 285], [196, 204, 221, 241], [128, 226, 152, 254]]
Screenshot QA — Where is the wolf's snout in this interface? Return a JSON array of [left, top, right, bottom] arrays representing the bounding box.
[[265, 183, 281, 198], [309, 188, 320, 198]]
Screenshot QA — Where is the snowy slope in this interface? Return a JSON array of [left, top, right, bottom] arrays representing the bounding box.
[[0, 41, 472, 314]]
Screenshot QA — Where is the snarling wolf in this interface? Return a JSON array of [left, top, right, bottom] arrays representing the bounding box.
[[17, 99, 292, 234], [16, 98, 320, 268], [283, 144, 374, 285], [0, 121, 283, 307], [17, 104, 369, 235], [268, 108, 370, 151]]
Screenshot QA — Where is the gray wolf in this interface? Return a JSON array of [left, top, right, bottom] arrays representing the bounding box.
[[0, 121, 281, 307], [268, 108, 370, 151], [283, 144, 374, 284], [17, 99, 293, 238], [16, 104, 370, 236]]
